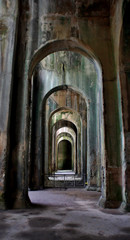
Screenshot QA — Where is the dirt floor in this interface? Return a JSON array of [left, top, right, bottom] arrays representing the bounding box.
[[0, 189, 130, 240]]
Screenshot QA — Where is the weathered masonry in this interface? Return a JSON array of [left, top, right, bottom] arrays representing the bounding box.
[[0, 0, 130, 210]]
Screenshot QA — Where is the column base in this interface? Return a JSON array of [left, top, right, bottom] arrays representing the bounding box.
[[0, 200, 6, 210], [13, 192, 31, 209], [86, 185, 97, 191], [97, 187, 101, 192], [120, 201, 130, 212], [0, 192, 6, 209], [98, 195, 106, 208], [98, 196, 121, 208]]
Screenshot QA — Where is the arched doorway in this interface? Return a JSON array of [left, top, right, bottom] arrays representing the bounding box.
[[57, 140, 72, 171], [29, 48, 103, 193]]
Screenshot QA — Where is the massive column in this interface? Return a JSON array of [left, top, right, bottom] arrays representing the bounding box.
[[120, 1, 130, 211], [8, 0, 39, 208], [98, 0, 124, 208], [0, 0, 18, 209]]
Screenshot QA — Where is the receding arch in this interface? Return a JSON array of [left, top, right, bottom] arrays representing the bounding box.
[[42, 85, 89, 114], [42, 87, 88, 184], [28, 39, 102, 80], [29, 41, 104, 193], [57, 140, 72, 171], [48, 115, 79, 175], [56, 129, 76, 173]]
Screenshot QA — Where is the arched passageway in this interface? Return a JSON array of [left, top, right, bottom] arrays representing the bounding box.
[[29, 49, 103, 194], [57, 140, 72, 171]]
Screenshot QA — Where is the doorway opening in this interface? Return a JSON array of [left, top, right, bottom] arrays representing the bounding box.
[[28, 44, 103, 205], [57, 140, 72, 171]]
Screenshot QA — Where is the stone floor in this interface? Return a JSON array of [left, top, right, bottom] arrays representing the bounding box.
[[0, 189, 130, 240]]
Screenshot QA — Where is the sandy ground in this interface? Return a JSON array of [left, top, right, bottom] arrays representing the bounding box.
[[0, 189, 130, 240]]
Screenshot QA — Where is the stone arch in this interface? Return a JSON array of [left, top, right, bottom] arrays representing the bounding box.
[[56, 129, 76, 173], [28, 39, 102, 80], [29, 78, 90, 189], [29, 82, 89, 189], [48, 114, 79, 177], [57, 139, 72, 171], [44, 88, 86, 181], [29, 40, 103, 193]]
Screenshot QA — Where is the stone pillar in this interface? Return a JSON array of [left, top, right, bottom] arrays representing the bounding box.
[[29, 69, 43, 190], [119, 1, 130, 211], [8, 0, 38, 208], [99, 78, 123, 208], [123, 133, 130, 211], [97, 0, 124, 206], [121, 50, 130, 212], [0, 0, 18, 209]]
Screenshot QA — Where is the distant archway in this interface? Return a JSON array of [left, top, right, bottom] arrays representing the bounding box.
[[57, 140, 72, 171]]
